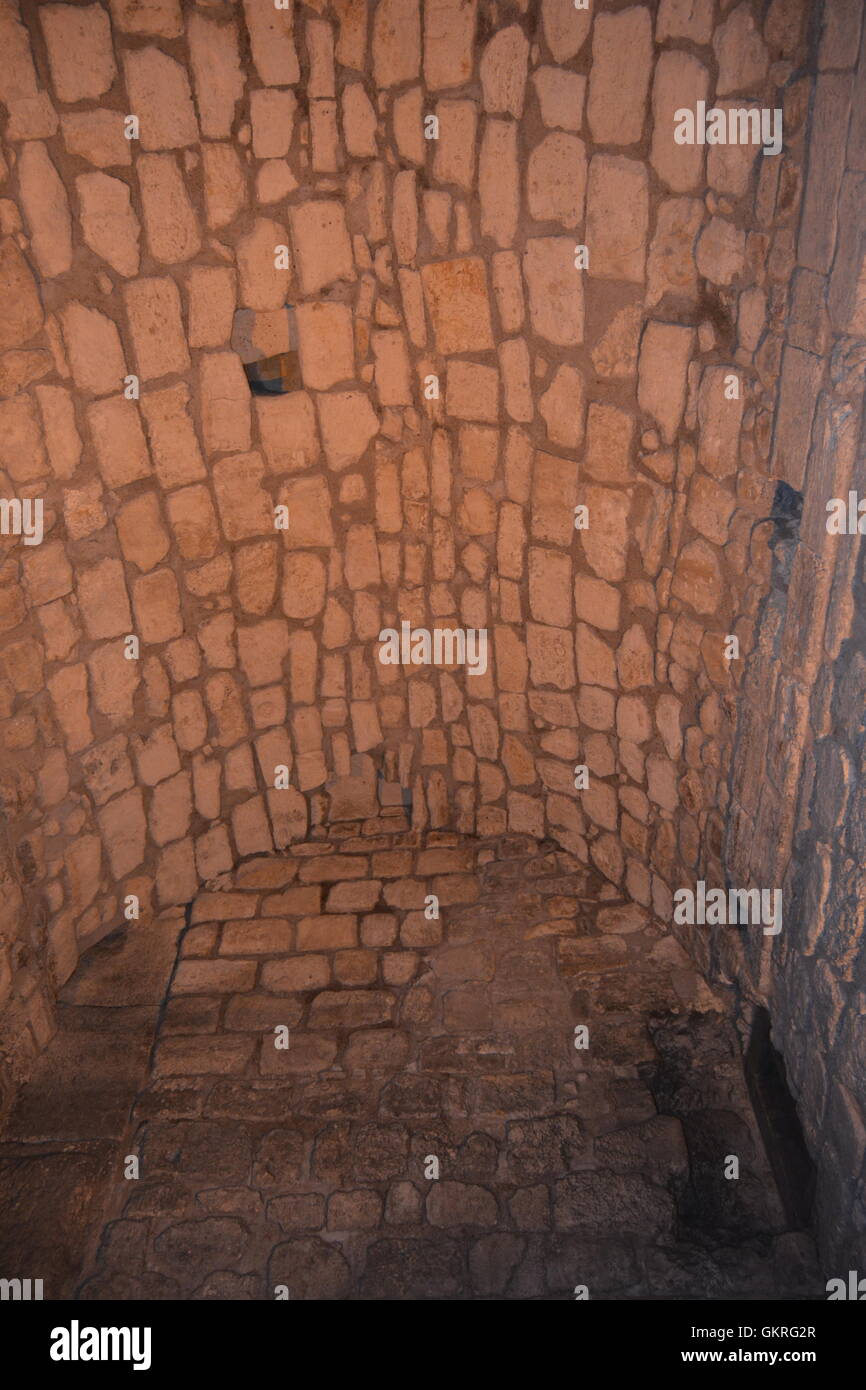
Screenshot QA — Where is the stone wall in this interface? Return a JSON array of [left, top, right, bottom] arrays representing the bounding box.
[[724, 0, 866, 1274], [0, 0, 837, 1183]]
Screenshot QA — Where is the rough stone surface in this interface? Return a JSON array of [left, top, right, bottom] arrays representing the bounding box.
[[1, 835, 805, 1302], [0, 0, 858, 1297]]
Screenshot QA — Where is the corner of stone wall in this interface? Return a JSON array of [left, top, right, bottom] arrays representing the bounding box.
[[724, 0, 866, 1271]]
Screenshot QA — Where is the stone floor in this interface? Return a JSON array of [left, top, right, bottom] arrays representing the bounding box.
[[1, 819, 820, 1300]]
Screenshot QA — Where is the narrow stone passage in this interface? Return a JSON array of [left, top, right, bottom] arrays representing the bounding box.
[[5, 820, 812, 1301], [0, 0, 863, 1307]]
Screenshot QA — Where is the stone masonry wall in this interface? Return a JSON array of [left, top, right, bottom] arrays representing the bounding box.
[[0, 0, 824, 1134], [724, 0, 866, 1274]]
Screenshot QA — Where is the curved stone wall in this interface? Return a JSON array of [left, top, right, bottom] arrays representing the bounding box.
[[0, 0, 828, 1153]]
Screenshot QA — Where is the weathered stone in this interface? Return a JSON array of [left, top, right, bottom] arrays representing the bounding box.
[[76, 172, 141, 277], [507, 1115, 585, 1182], [201, 143, 247, 229], [18, 143, 72, 278], [296, 302, 355, 390], [123, 47, 198, 150], [695, 217, 745, 286], [432, 96, 477, 189], [317, 391, 378, 470], [372, 329, 413, 406], [480, 25, 529, 117], [646, 198, 703, 306], [116, 492, 169, 572], [213, 453, 272, 541], [671, 539, 723, 616], [770, 346, 823, 490], [0, 238, 44, 351], [657, 0, 713, 43], [523, 238, 583, 345], [535, 70, 584, 140], [479, 119, 519, 249], [62, 304, 127, 396], [137, 154, 199, 265], [527, 133, 586, 229], [592, 300, 642, 380], [538, 365, 585, 449], [424, 0, 476, 91], [714, 3, 769, 96], [427, 1181, 498, 1228], [580, 488, 630, 583], [187, 13, 244, 141], [141, 383, 206, 487], [421, 258, 494, 354], [800, 75, 855, 275], [341, 83, 377, 158], [650, 52, 709, 192], [124, 277, 189, 381], [637, 321, 694, 443], [236, 218, 291, 311], [290, 201, 354, 297], [108, 0, 182, 38], [40, 3, 116, 103], [707, 102, 762, 198], [243, 0, 299, 86], [541, 0, 591, 63], [88, 395, 151, 487], [586, 156, 648, 282], [36, 389, 80, 480], [187, 266, 237, 349], [584, 403, 635, 484], [361, 1238, 463, 1298], [0, 395, 47, 481], [373, 0, 420, 87], [587, 8, 652, 146], [61, 109, 132, 167], [251, 88, 297, 161]]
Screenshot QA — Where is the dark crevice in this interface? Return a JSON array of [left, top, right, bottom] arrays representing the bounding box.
[[744, 1007, 816, 1230]]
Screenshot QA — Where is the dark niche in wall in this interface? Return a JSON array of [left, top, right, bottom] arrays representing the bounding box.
[[232, 305, 302, 395], [745, 1006, 816, 1231], [747, 480, 803, 579]]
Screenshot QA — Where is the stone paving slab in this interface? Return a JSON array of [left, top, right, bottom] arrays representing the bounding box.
[[56, 830, 817, 1301]]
